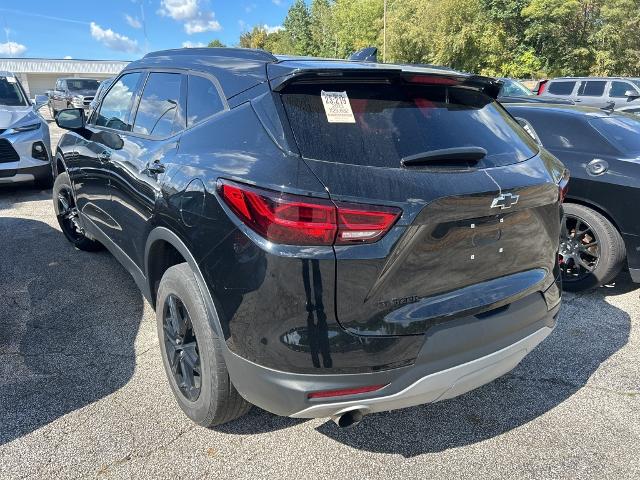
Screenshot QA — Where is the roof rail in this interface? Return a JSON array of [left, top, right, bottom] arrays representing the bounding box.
[[143, 47, 278, 63]]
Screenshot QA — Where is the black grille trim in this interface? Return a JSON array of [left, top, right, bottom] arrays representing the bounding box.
[[0, 139, 20, 163]]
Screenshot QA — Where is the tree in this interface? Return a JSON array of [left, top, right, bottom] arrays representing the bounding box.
[[207, 39, 226, 48], [283, 0, 314, 55], [239, 25, 269, 49], [523, 0, 604, 76], [310, 0, 336, 57], [592, 0, 640, 75], [332, 0, 383, 58]]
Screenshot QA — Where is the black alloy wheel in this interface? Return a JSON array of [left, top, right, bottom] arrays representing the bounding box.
[[559, 213, 600, 284], [162, 294, 202, 402]]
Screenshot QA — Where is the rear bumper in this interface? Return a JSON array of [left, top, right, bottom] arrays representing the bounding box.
[[224, 291, 559, 418], [292, 326, 551, 418]]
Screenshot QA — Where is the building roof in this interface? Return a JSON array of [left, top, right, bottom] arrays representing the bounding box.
[[0, 58, 129, 75]]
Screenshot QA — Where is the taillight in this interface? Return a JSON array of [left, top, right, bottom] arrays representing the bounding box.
[[218, 180, 401, 246], [558, 169, 570, 203], [537, 80, 548, 95]]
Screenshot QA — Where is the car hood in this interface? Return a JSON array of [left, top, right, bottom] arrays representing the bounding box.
[[0, 106, 36, 129]]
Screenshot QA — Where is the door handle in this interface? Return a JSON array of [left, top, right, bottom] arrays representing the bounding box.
[[97, 150, 111, 163], [146, 160, 166, 175]]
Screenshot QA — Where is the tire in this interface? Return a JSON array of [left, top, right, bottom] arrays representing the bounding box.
[[560, 203, 625, 292], [49, 103, 57, 119], [156, 263, 251, 426], [52, 172, 103, 252]]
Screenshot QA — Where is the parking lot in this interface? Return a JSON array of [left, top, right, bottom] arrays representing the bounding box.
[[1, 117, 639, 479]]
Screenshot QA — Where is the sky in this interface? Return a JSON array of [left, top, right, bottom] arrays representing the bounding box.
[[0, 0, 293, 60]]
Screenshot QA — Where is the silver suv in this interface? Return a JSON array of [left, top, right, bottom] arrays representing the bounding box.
[[538, 77, 640, 109]]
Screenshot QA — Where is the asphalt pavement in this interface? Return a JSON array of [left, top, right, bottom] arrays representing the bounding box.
[[0, 118, 638, 479]]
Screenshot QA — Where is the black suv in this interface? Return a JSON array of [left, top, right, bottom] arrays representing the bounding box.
[[52, 48, 566, 428]]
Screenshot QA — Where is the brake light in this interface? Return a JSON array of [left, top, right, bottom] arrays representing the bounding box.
[[307, 384, 387, 399], [403, 74, 459, 86], [537, 80, 548, 95], [218, 180, 401, 246]]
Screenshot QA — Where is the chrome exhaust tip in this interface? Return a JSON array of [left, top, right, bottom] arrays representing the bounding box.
[[331, 409, 365, 428]]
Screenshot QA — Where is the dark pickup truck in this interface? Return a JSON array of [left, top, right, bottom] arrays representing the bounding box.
[[48, 78, 100, 117]]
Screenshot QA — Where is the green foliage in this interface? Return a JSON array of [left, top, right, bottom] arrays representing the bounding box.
[[207, 39, 226, 48], [232, 0, 640, 78]]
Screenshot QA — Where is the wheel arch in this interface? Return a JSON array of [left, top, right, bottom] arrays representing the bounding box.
[[144, 227, 225, 339], [54, 148, 67, 176], [564, 196, 622, 235]]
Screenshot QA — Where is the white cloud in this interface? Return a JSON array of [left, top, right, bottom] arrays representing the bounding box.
[[64, 55, 73, 59], [90, 22, 139, 53], [264, 24, 283, 34], [159, 0, 221, 34], [244, 3, 256, 13], [238, 20, 248, 31], [182, 41, 207, 48], [272, 0, 283, 5], [0, 41, 27, 56], [125, 14, 142, 29]]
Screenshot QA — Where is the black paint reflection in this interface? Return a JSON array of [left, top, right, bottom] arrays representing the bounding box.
[[301, 259, 332, 368]]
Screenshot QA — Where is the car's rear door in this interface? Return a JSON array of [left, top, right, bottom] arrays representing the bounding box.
[[274, 70, 562, 336]]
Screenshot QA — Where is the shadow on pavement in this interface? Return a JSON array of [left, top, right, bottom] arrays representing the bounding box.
[[0, 216, 143, 445]]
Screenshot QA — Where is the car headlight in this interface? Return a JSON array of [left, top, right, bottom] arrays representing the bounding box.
[[6, 122, 41, 134]]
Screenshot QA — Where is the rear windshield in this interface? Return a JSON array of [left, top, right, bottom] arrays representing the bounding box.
[[590, 116, 640, 155], [281, 82, 538, 168]]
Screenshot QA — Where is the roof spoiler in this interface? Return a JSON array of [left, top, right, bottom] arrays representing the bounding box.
[[269, 67, 502, 99]]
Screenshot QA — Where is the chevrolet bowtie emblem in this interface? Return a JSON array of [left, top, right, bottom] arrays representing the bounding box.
[[491, 192, 519, 210]]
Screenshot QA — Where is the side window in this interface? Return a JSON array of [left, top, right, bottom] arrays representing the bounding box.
[[577, 80, 606, 97], [56, 80, 62, 91], [96, 72, 142, 132], [187, 74, 225, 127], [547, 81, 576, 95], [610, 81, 635, 98], [132, 72, 185, 137]]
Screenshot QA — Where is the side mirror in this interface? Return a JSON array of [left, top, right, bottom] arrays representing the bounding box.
[[624, 89, 639, 99], [56, 108, 85, 130], [34, 94, 48, 111]]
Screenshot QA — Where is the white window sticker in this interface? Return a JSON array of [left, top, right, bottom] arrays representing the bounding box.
[[5, 76, 17, 83], [320, 90, 355, 123]]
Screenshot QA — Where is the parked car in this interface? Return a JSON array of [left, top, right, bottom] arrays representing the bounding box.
[[88, 76, 114, 113], [0, 71, 53, 188], [505, 103, 640, 291], [498, 77, 575, 105], [52, 48, 565, 428], [536, 77, 640, 109], [49, 77, 101, 117]]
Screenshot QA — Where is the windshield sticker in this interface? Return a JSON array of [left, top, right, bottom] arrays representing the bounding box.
[[321, 91, 355, 123], [6, 76, 17, 83]]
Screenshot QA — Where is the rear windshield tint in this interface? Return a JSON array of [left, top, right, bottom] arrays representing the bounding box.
[[280, 82, 538, 168], [590, 116, 640, 155]]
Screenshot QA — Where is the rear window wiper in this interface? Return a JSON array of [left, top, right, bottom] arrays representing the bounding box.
[[401, 147, 487, 168]]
